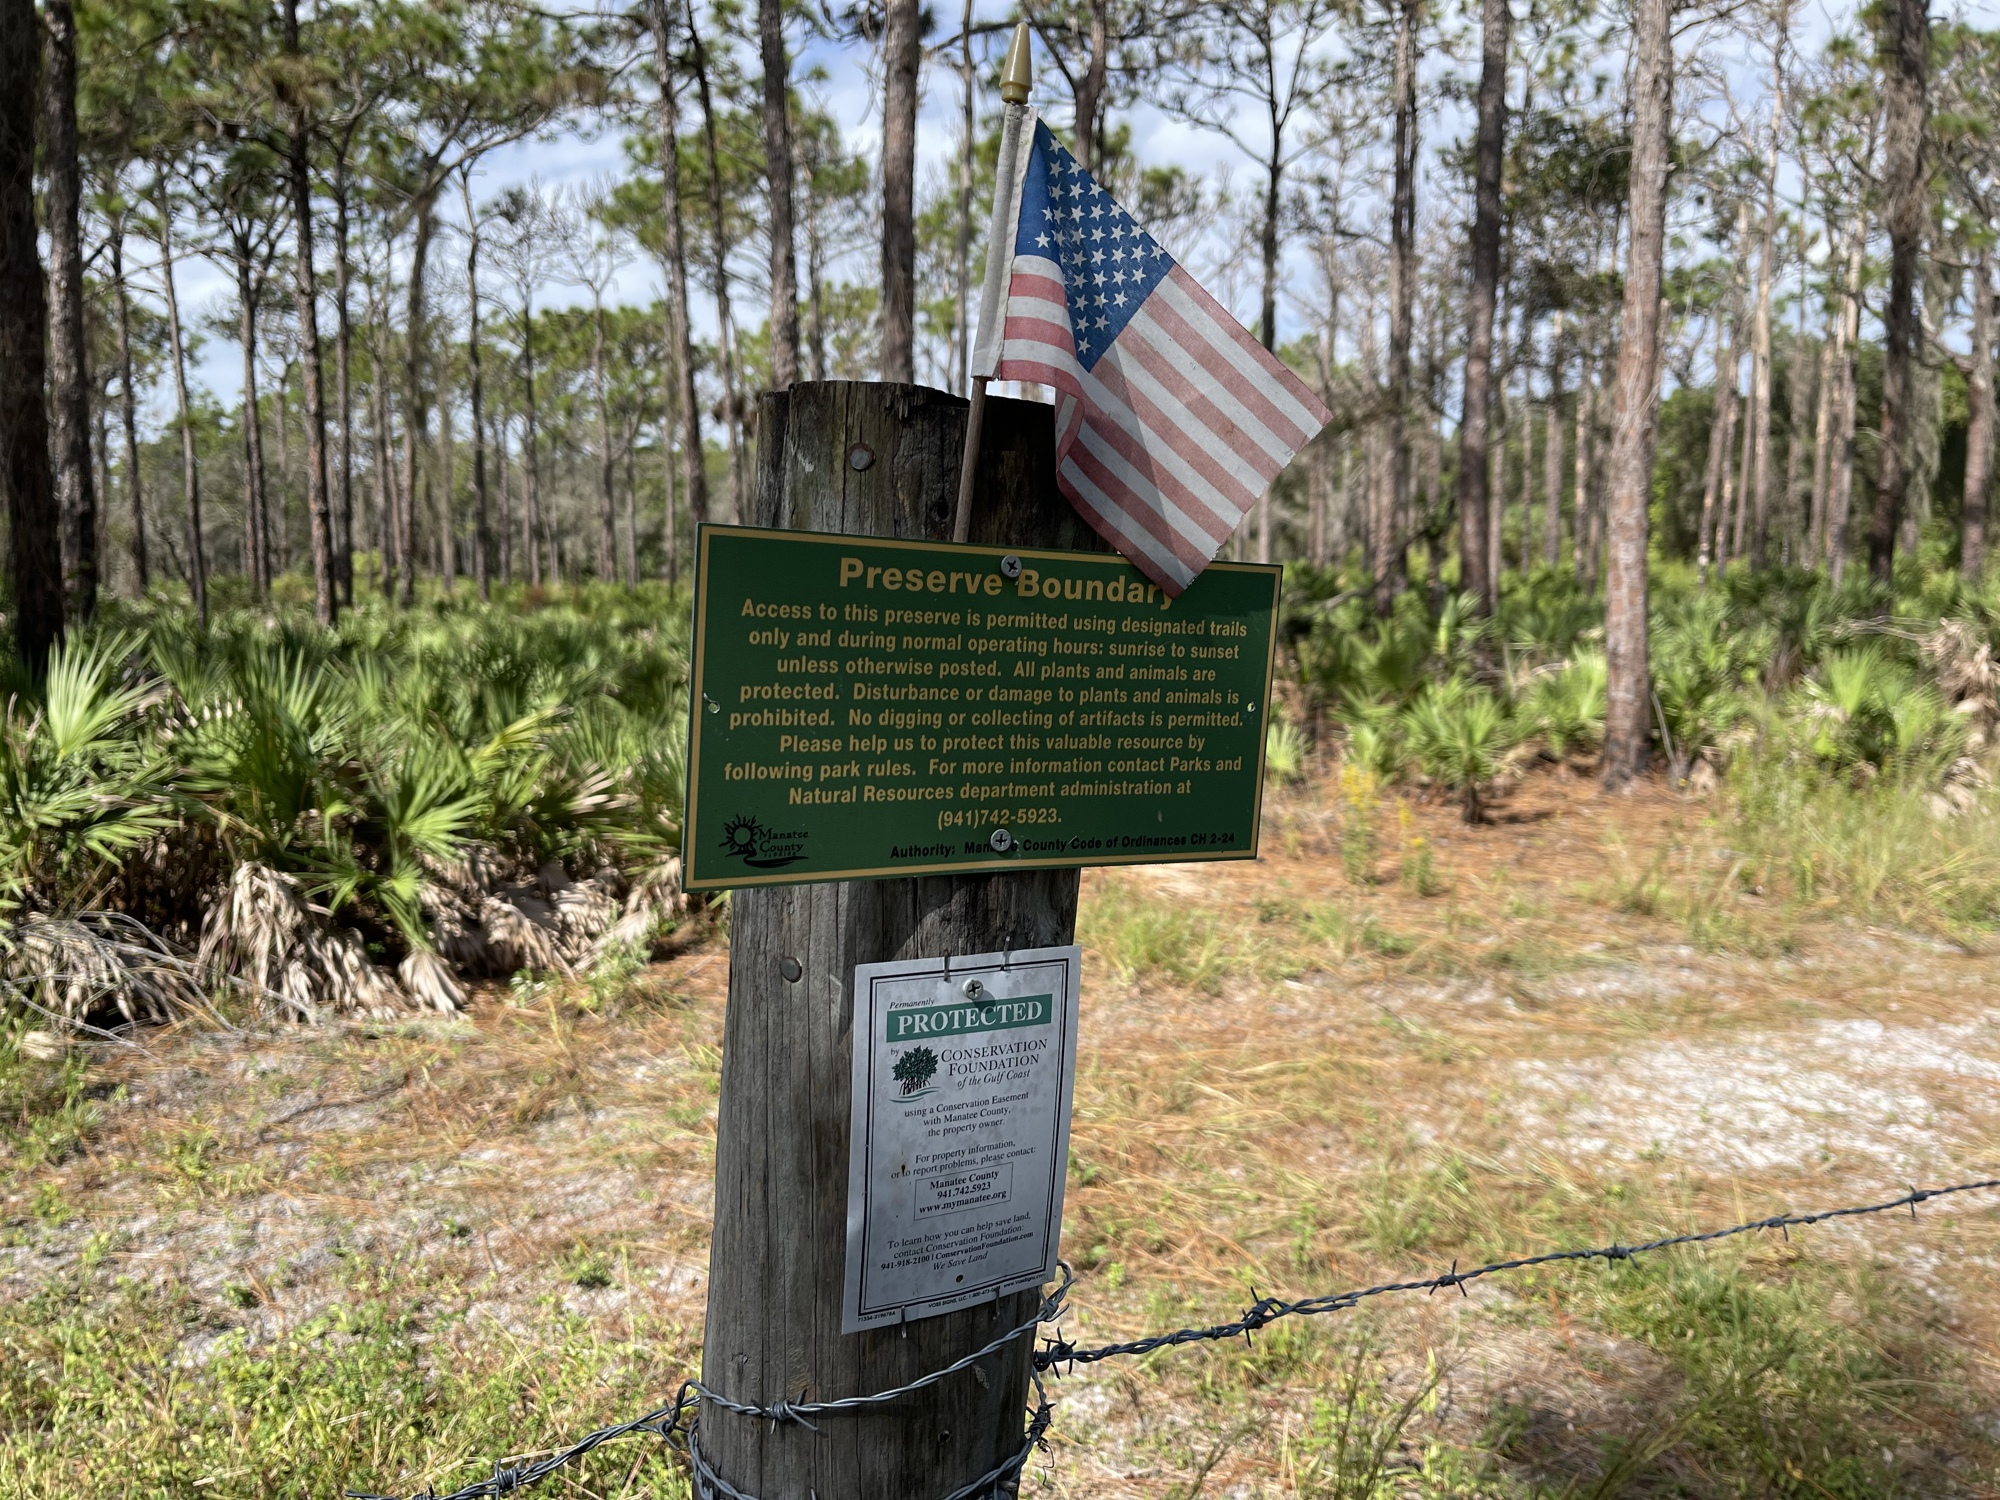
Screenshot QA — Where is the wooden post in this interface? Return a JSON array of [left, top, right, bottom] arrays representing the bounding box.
[[699, 380, 1102, 1499]]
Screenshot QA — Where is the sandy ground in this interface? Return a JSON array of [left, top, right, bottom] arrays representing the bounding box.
[[5, 771, 1999, 1496]]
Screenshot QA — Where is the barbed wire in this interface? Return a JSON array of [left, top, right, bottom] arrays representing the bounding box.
[[346, 1177, 2000, 1500], [1033, 1178, 2000, 1371], [344, 1273, 1074, 1500], [698, 1265, 1072, 1428]]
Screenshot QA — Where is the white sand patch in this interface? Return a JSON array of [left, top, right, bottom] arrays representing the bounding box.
[[1505, 1015, 2000, 1174]]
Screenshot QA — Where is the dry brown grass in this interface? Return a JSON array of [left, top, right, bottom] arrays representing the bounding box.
[[5, 769, 2000, 1498]]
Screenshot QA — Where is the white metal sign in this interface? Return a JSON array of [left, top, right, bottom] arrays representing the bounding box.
[[842, 944, 1080, 1334]]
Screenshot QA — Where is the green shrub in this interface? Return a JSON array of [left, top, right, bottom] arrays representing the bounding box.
[[0, 635, 176, 916], [1523, 649, 1607, 759], [0, 595, 689, 992], [1266, 714, 1309, 786], [1403, 680, 1514, 822]]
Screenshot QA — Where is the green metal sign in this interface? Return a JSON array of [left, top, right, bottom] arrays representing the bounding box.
[[682, 525, 1280, 891]]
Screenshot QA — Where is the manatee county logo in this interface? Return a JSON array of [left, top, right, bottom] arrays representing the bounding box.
[[892, 1045, 939, 1096], [719, 814, 809, 869]]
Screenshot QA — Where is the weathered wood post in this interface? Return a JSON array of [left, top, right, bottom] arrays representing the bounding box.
[[698, 380, 1102, 1498]]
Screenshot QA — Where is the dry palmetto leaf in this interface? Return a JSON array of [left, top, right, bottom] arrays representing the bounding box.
[[1923, 620, 2000, 731], [587, 856, 688, 968], [399, 949, 466, 1014], [198, 863, 430, 1020], [0, 912, 221, 1046]]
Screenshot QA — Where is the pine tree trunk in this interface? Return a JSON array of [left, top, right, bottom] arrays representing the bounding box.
[[1543, 313, 1564, 566], [1747, 37, 1784, 570], [400, 192, 435, 606], [880, 0, 921, 383], [659, 364, 679, 583], [435, 353, 455, 590], [645, 5, 709, 537], [1380, 0, 1418, 615], [1572, 338, 1593, 580], [372, 339, 397, 599], [688, 8, 744, 521], [1068, 0, 1109, 176], [270, 361, 287, 577], [1697, 308, 1730, 582], [1, 0, 60, 669], [1826, 211, 1864, 580], [1456, 0, 1508, 612], [157, 192, 208, 627], [807, 187, 827, 381], [110, 223, 150, 593], [1965, 249, 1994, 584], [43, 0, 94, 625], [464, 187, 490, 599], [237, 251, 270, 596], [622, 413, 639, 585], [1806, 220, 1840, 564], [1869, 0, 1929, 582], [284, 0, 336, 625], [760, 0, 797, 389], [521, 294, 542, 587], [1602, 0, 1670, 786], [1487, 301, 1511, 600], [1782, 254, 1810, 566], [594, 292, 616, 578], [333, 152, 357, 603], [1312, 320, 1334, 567], [497, 406, 514, 584], [1731, 317, 1753, 564]]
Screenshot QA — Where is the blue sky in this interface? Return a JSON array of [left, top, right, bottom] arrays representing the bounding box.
[[166, 0, 1997, 415]]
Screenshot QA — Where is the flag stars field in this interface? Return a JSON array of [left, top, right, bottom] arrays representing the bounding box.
[[974, 117, 1331, 595]]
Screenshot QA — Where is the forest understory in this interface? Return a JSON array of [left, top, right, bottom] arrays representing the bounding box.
[[5, 771, 1998, 1500]]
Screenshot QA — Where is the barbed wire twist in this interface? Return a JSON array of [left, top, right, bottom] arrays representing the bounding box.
[[346, 1178, 2000, 1500], [1035, 1179, 2000, 1370]]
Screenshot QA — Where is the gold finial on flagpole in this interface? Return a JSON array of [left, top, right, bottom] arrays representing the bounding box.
[[999, 22, 1032, 104], [954, 22, 1034, 546]]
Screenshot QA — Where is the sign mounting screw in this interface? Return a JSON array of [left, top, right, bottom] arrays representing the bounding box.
[[989, 828, 1014, 852], [999, 555, 1023, 579], [847, 443, 875, 471], [961, 978, 984, 999]]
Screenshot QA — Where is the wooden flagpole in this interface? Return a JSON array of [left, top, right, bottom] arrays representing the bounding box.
[[951, 22, 1033, 544]]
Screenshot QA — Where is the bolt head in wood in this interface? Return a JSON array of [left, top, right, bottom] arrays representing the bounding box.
[[989, 828, 1013, 852], [847, 443, 875, 471], [779, 956, 803, 983]]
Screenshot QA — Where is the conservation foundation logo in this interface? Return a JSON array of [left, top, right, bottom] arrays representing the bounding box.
[[719, 815, 809, 869], [892, 1045, 940, 1097]]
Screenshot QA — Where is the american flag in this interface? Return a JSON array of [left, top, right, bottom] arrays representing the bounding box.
[[971, 117, 1330, 595]]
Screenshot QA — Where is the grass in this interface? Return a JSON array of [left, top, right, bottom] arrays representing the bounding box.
[[1726, 744, 2000, 942], [1582, 1250, 1933, 1498], [0, 1267, 697, 1500], [0, 1030, 104, 1172]]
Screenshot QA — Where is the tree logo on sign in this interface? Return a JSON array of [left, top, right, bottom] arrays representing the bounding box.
[[892, 1046, 939, 1096]]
